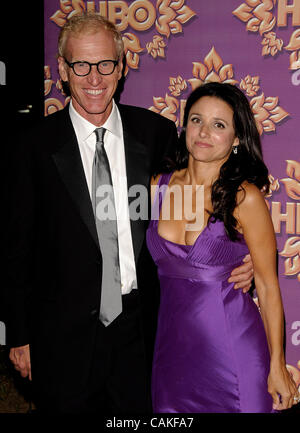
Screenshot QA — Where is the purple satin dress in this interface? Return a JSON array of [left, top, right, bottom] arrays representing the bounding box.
[[146, 172, 273, 413]]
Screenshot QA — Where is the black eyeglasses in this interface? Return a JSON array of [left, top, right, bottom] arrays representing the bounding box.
[[64, 58, 119, 76]]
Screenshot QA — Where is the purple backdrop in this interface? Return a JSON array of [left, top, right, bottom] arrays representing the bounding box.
[[44, 0, 300, 387]]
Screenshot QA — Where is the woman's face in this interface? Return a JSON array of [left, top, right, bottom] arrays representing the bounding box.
[[185, 95, 239, 165]]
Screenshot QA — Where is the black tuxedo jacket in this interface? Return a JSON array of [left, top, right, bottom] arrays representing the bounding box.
[[5, 103, 178, 398]]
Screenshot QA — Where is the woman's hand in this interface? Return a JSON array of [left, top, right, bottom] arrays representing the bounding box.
[[268, 362, 299, 410]]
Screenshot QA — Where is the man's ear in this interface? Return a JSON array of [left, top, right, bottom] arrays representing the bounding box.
[[58, 56, 68, 82], [117, 55, 125, 81]]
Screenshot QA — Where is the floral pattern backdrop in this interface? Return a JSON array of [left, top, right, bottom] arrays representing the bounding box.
[[42, 0, 300, 388]]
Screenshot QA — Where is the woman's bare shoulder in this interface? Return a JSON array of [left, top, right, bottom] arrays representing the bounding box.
[[237, 181, 266, 208], [151, 174, 162, 186]]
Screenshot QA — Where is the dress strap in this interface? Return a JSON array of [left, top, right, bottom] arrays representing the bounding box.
[[150, 172, 173, 226]]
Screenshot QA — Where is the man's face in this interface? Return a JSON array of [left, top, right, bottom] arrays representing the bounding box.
[[58, 30, 122, 126]]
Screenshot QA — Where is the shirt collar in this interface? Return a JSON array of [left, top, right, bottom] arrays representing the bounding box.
[[69, 99, 122, 143]]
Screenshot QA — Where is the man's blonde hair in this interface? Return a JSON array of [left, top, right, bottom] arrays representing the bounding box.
[[58, 12, 124, 59]]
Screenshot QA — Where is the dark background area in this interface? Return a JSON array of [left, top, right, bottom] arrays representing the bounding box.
[[0, 3, 44, 125], [0, 3, 44, 413], [1, 2, 44, 325]]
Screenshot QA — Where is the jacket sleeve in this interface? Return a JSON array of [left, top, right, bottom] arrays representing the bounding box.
[[4, 130, 36, 347]]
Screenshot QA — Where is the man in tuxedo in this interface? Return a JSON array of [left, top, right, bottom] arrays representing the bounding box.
[[5, 13, 253, 413]]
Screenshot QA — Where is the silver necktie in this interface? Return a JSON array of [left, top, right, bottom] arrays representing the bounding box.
[[92, 127, 122, 326]]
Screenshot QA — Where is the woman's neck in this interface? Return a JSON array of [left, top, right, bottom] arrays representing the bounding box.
[[184, 158, 222, 186]]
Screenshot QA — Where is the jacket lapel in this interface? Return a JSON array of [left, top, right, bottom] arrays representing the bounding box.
[[119, 105, 151, 266], [51, 109, 99, 249], [51, 105, 151, 260]]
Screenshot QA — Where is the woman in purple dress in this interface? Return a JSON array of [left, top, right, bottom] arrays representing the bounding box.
[[146, 82, 299, 413]]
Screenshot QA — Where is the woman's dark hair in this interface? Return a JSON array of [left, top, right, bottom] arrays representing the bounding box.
[[161, 81, 270, 241]]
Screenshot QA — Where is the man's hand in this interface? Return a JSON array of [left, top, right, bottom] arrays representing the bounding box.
[[9, 344, 32, 381], [228, 254, 254, 293]]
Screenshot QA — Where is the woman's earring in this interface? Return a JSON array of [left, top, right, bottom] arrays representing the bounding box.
[[233, 146, 238, 154]]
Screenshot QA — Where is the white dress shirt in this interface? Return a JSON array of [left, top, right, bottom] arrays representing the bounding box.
[[69, 100, 137, 294]]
